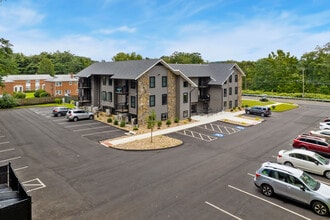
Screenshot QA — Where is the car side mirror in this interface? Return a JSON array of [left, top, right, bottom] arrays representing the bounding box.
[[300, 185, 305, 191], [314, 161, 319, 166]]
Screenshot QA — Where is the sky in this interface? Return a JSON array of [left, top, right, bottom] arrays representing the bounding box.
[[1, 0, 330, 62]]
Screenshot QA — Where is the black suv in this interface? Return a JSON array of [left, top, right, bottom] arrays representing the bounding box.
[[52, 107, 70, 117], [245, 106, 271, 117]]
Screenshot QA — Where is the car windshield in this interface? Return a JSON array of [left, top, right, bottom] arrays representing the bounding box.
[[314, 153, 329, 165], [300, 172, 320, 190]]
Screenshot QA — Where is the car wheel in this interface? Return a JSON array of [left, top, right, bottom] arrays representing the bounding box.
[[57, 113, 61, 117], [312, 201, 329, 216], [261, 113, 265, 117], [89, 115, 94, 120], [73, 117, 78, 122], [284, 161, 293, 167], [324, 171, 330, 179], [246, 110, 250, 114], [300, 147, 307, 150], [261, 184, 274, 197]]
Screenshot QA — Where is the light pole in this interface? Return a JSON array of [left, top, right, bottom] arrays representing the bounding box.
[[302, 68, 305, 97]]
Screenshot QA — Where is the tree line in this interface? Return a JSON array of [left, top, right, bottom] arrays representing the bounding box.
[[1, 37, 329, 95]]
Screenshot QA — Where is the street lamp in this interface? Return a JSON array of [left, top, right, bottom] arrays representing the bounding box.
[[302, 68, 305, 98]]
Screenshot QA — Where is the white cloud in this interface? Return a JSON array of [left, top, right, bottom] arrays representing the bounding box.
[[97, 26, 136, 35]]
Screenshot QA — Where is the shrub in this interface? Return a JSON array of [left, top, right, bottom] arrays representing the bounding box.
[[34, 89, 44, 97], [0, 94, 17, 108], [39, 91, 50, 97], [55, 98, 62, 104], [271, 105, 276, 110], [157, 121, 162, 129], [166, 119, 171, 127], [133, 126, 139, 131], [120, 121, 126, 127], [107, 117, 112, 123], [114, 119, 119, 125], [13, 92, 26, 99], [174, 117, 179, 123]]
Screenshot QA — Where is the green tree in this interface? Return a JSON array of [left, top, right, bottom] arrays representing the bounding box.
[[39, 57, 55, 76], [0, 38, 18, 87], [112, 52, 143, 61], [147, 110, 157, 143], [161, 51, 205, 64]]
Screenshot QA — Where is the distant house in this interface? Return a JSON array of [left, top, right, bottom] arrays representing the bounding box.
[[0, 74, 78, 97], [76, 59, 245, 124]]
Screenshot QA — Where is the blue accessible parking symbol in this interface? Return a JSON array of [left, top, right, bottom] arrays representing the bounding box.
[[213, 133, 224, 137]]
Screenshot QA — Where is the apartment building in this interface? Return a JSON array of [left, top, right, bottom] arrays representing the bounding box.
[[76, 59, 245, 125], [0, 74, 78, 97]]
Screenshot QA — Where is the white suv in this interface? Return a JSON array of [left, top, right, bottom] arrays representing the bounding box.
[[66, 109, 94, 122], [254, 162, 330, 216]]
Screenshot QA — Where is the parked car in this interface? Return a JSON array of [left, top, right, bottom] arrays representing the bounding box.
[[324, 117, 330, 122], [292, 134, 330, 157], [245, 106, 271, 117], [309, 130, 330, 140], [277, 149, 330, 178], [66, 109, 94, 122], [52, 107, 70, 117], [254, 162, 330, 216], [320, 122, 330, 130]]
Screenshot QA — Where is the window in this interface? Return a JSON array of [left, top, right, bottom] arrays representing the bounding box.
[[65, 90, 71, 95], [102, 76, 106, 85], [229, 101, 232, 108], [131, 81, 136, 89], [56, 90, 62, 95], [224, 88, 227, 97], [131, 96, 136, 108], [162, 76, 167, 87], [183, 110, 188, 117], [162, 94, 167, 105], [150, 95, 155, 107], [55, 82, 62, 87], [150, 76, 155, 88], [183, 81, 188, 87], [229, 75, 232, 83], [235, 74, 238, 82], [161, 113, 168, 120], [224, 101, 227, 108], [108, 77, 112, 86], [183, 92, 188, 103], [235, 87, 238, 95], [107, 92, 112, 102], [229, 87, 232, 95], [102, 91, 107, 101]]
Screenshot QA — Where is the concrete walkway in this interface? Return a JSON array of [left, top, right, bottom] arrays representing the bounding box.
[[104, 110, 262, 146]]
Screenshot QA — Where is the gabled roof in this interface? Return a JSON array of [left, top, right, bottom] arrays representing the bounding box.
[[45, 74, 78, 82], [170, 63, 245, 86], [76, 59, 197, 87]]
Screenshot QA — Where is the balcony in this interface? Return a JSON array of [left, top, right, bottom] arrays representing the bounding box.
[[115, 86, 128, 94], [78, 96, 91, 103], [78, 83, 91, 88], [115, 103, 129, 113], [198, 82, 209, 88], [199, 95, 210, 101]]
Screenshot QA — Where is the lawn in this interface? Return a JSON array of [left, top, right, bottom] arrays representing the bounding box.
[[242, 99, 298, 112]]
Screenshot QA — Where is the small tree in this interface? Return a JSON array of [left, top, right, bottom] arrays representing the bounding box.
[[147, 110, 157, 143], [166, 119, 172, 127], [157, 120, 162, 129]]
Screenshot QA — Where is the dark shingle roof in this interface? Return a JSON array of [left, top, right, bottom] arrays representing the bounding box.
[[77, 59, 161, 79], [170, 63, 244, 85]]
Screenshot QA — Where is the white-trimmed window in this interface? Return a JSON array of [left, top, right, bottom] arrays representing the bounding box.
[[55, 82, 62, 87], [56, 90, 62, 95]]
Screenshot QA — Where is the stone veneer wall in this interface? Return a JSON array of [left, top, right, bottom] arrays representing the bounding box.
[[137, 72, 150, 125], [167, 70, 177, 120], [237, 68, 243, 107]]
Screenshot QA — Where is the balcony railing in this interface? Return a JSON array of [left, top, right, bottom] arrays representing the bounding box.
[[115, 103, 129, 113], [115, 86, 128, 94], [198, 95, 210, 101], [78, 83, 91, 88]]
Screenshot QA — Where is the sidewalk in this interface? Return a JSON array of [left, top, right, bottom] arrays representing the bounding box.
[[104, 110, 262, 146]]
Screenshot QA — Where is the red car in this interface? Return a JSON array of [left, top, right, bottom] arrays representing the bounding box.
[[292, 134, 330, 157]]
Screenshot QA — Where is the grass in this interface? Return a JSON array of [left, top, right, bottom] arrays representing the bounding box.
[[242, 99, 298, 112], [16, 103, 75, 109], [25, 92, 35, 99]]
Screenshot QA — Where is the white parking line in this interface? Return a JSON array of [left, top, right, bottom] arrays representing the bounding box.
[[0, 141, 10, 145], [0, 148, 15, 153], [73, 126, 112, 132], [228, 185, 311, 220], [22, 178, 46, 192], [14, 166, 29, 171], [205, 201, 243, 220], [81, 130, 122, 137], [0, 156, 21, 163], [64, 122, 100, 128], [0, 135, 5, 138]]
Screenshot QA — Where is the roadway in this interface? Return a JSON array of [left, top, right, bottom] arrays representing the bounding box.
[[0, 101, 329, 220]]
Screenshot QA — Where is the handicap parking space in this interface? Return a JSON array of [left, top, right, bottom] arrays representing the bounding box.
[[176, 121, 246, 143]]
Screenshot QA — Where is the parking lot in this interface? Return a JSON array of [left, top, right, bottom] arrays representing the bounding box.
[[0, 102, 329, 219]]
